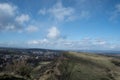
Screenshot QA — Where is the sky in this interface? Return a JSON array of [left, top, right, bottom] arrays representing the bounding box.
[[0, 0, 120, 50]]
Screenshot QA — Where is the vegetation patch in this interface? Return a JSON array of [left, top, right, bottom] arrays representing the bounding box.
[[0, 74, 26, 80]]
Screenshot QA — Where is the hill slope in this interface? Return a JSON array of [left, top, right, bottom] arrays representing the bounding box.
[[40, 52, 120, 80]]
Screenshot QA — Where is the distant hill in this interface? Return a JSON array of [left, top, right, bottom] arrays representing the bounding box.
[[75, 50, 120, 54]]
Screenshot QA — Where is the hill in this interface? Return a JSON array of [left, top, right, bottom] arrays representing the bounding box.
[[39, 52, 120, 80], [0, 51, 120, 80]]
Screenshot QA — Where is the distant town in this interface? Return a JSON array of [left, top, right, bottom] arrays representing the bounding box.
[[0, 47, 62, 72]]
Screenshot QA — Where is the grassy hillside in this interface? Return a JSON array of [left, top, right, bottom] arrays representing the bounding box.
[[40, 52, 120, 80], [59, 52, 120, 80]]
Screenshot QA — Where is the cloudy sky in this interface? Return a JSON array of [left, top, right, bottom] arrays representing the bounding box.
[[0, 0, 120, 50]]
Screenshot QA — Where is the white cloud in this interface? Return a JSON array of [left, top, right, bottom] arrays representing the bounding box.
[[39, 1, 75, 22], [28, 38, 49, 45], [28, 40, 40, 45], [0, 3, 28, 31], [38, 1, 92, 23], [0, 3, 17, 16], [49, 2, 75, 21], [26, 25, 38, 33], [0, 3, 32, 32], [93, 40, 106, 45], [15, 14, 30, 24], [27, 26, 64, 47], [27, 38, 119, 50], [0, 3, 22, 31], [27, 38, 51, 48], [47, 26, 60, 39]]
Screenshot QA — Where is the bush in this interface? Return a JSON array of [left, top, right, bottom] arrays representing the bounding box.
[[4, 60, 33, 79]]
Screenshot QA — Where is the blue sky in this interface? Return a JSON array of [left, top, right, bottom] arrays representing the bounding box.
[[0, 0, 120, 50]]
